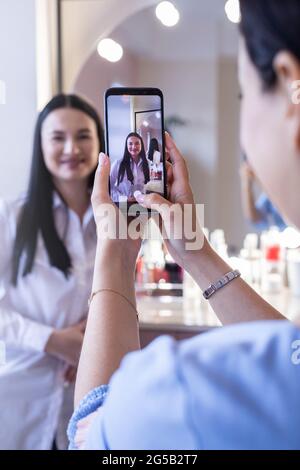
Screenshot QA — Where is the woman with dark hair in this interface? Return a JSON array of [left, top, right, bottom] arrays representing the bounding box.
[[0, 94, 104, 449], [110, 132, 150, 202], [147, 137, 163, 191], [147, 137, 160, 162], [69, 0, 300, 450]]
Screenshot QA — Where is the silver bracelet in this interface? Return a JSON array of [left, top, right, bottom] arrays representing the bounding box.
[[203, 270, 241, 300]]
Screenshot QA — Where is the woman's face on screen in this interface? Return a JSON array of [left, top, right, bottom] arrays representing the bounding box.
[[127, 136, 142, 159]]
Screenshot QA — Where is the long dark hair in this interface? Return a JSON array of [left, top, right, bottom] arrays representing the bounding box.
[[240, 0, 300, 90], [12, 94, 104, 285], [147, 138, 160, 162], [117, 132, 150, 185]]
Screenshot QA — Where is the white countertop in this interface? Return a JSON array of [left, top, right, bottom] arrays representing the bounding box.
[[137, 285, 300, 329]]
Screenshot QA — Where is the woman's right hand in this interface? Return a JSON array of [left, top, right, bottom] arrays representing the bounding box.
[[135, 133, 210, 270], [45, 319, 86, 366]]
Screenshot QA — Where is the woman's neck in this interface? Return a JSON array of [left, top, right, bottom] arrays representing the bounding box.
[[131, 155, 140, 164], [54, 179, 90, 223]]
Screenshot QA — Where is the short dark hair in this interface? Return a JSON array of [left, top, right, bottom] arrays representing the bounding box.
[[12, 94, 104, 285], [240, 0, 300, 89]]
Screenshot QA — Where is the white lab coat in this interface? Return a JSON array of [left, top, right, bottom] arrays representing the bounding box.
[[0, 194, 97, 449]]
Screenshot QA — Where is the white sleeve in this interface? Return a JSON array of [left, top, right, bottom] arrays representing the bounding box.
[[0, 199, 54, 352], [0, 310, 54, 352]]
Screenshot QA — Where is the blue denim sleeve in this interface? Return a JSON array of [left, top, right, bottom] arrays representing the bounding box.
[[255, 193, 270, 214], [255, 193, 287, 230], [252, 193, 270, 230], [69, 322, 300, 450], [67, 385, 109, 450], [85, 336, 199, 450]]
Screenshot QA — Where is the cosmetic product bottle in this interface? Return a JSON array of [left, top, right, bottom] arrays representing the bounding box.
[[239, 233, 261, 286], [261, 228, 284, 294]]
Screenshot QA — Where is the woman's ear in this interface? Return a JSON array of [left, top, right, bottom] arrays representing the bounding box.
[[273, 51, 300, 151], [273, 51, 300, 112]]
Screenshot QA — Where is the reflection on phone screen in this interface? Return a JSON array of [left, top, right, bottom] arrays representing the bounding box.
[[106, 94, 165, 205]]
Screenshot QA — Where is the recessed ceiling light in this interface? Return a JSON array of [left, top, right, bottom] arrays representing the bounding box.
[[155, 1, 180, 27], [97, 38, 123, 62], [225, 0, 241, 24]]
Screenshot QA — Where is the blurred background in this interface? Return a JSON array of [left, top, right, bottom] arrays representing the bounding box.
[[0, 0, 245, 250]]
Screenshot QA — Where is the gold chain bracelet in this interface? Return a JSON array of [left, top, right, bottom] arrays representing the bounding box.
[[88, 288, 139, 320]]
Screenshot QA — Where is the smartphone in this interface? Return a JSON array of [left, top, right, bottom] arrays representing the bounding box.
[[104, 87, 167, 207]]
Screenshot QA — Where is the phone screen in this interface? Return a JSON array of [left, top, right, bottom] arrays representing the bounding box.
[[105, 89, 166, 205]]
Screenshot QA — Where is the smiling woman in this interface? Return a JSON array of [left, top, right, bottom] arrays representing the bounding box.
[[0, 94, 105, 450], [110, 132, 150, 202], [12, 94, 104, 282], [41, 108, 99, 192]]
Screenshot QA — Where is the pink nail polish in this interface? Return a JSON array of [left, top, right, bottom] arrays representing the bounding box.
[[99, 153, 107, 166]]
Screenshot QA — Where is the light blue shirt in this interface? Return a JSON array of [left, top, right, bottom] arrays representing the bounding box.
[[254, 193, 287, 231], [68, 321, 300, 450]]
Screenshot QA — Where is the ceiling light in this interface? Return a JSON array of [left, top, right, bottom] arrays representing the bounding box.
[[97, 38, 123, 63], [225, 0, 241, 24], [155, 1, 180, 27]]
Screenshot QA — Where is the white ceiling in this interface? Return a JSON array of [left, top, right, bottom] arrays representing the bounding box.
[[112, 0, 239, 61], [62, 0, 239, 89]]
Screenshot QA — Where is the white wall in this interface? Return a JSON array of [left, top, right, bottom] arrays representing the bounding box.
[[0, 0, 37, 200], [62, 0, 158, 92], [36, 0, 59, 110], [217, 58, 247, 248], [74, 49, 138, 121]]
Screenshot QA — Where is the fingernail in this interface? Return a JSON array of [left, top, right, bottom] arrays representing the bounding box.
[[134, 190, 144, 203], [98, 152, 108, 167]]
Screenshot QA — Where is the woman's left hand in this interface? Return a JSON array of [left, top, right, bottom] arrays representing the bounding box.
[[91, 153, 144, 269]]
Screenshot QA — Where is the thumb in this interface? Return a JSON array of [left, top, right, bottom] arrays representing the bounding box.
[[134, 191, 185, 241], [134, 190, 172, 220], [91, 152, 111, 205]]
